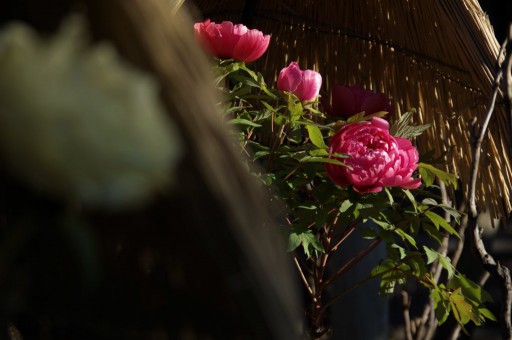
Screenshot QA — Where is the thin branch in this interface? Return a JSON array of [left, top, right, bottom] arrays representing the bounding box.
[[294, 254, 314, 296], [328, 223, 357, 255], [466, 24, 512, 340], [322, 238, 381, 288], [402, 291, 414, 340]]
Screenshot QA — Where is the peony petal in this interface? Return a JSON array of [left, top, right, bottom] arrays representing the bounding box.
[[369, 117, 390, 131], [353, 185, 383, 194], [277, 62, 302, 93], [233, 29, 270, 62], [296, 69, 322, 101], [400, 178, 422, 189]]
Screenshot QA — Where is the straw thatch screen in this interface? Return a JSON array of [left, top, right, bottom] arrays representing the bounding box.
[[189, 0, 512, 219]]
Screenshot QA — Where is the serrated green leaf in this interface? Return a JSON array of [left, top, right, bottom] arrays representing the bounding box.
[[448, 274, 494, 304], [300, 231, 325, 259], [438, 253, 455, 279], [424, 211, 460, 238], [423, 246, 439, 264], [430, 287, 451, 325], [418, 163, 458, 189], [287, 95, 303, 122], [422, 222, 444, 245], [395, 228, 418, 248], [390, 110, 431, 138]]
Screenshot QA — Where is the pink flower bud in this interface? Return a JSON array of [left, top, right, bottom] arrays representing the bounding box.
[[322, 84, 392, 119], [194, 19, 270, 63], [277, 62, 322, 101], [326, 118, 421, 193]]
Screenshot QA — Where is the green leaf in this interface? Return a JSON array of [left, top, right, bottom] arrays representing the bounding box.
[[301, 231, 325, 259], [227, 118, 262, 127], [306, 124, 327, 149], [287, 233, 302, 252], [423, 246, 439, 265], [253, 150, 270, 160], [450, 288, 479, 326], [422, 222, 444, 245], [424, 211, 460, 238], [390, 244, 407, 260], [287, 228, 324, 259], [339, 200, 354, 213], [418, 163, 458, 189], [408, 256, 428, 278], [287, 95, 303, 122], [395, 228, 417, 248], [430, 286, 451, 325], [402, 189, 418, 212], [389, 110, 431, 138], [448, 274, 494, 304], [261, 101, 276, 111], [438, 253, 455, 279], [422, 198, 438, 205], [239, 63, 258, 81], [419, 166, 436, 187], [384, 187, 394, 205], [479, 308, 497, 322], [369, 217, 393, 230], [346, 112, 367, 123], [309, 148, 329, 156]]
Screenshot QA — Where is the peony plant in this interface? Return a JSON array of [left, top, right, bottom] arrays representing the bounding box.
[[195, 19, 495, 339]]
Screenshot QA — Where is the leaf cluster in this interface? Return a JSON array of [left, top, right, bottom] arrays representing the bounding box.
[[215, 60, 494, 329]]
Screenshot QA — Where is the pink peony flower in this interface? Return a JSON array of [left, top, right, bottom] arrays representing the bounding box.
[[277, 62, 322, 101], [194, 19, 270, 63], [323, 84, 392, 119], [326, 118, 421, 193]]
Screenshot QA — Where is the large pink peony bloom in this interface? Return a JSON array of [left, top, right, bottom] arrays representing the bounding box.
[[194, 19, 270, 63], [277, 62, 322, 101], [323, 84, 392, 119], [326, 118, 421, 193]]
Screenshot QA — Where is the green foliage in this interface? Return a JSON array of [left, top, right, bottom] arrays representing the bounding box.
[[215, 59, 494, 332], [287, 227, 324, 259], [418, 163, 458, 189], [390, 110, 432, 138]]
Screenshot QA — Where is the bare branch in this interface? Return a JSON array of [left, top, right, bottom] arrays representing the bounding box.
[[402, 291, 413, 340], [466, 23, 512, 340]]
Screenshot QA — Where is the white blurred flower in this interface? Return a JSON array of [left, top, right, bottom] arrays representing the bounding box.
[[0, 16, 183, 209]]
